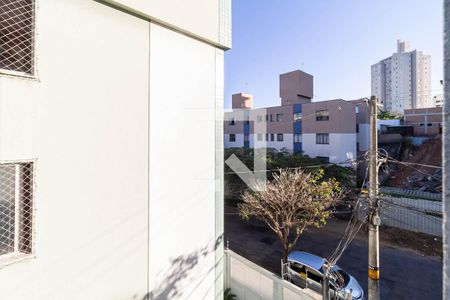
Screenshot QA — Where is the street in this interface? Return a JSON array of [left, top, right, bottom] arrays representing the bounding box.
[[225, 206, 442, 300]]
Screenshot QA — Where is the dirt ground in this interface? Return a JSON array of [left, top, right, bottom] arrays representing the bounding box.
[[388, 138, 442, 192], [379, 225, 443, 257]]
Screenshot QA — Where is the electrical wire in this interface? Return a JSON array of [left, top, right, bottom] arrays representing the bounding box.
[[328, 153, 370, 267]]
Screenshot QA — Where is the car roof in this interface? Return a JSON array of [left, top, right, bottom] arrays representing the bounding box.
[[287, 251, 326, 271]]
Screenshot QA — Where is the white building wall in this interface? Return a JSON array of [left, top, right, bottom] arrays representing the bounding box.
[[302, 134, 356, 164], [250, 134, 293, 151], [0, 1, 149, 299], [225, 134, 244, 148], [357, 124, 370, 152], [110, 0, 231, 47], [0, 1, 228, 300], [148, 23, 220, 300]]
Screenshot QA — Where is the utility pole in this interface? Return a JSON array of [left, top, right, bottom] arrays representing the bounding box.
[[368, 96, 381, 300], [322, 262, 330, 300]]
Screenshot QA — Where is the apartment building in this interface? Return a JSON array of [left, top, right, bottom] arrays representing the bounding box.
[[224, 70, 370, 164], [371, 40, 432, 114], [433, 94, 444, 107], [0, 1, 230, 299], [404, 107, 443, 136]]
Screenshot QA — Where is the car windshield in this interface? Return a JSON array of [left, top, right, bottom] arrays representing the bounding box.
[[330, 270, 350, 288]]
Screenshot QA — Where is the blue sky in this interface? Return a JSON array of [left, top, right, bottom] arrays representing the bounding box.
[[224, 0, 443, 109]]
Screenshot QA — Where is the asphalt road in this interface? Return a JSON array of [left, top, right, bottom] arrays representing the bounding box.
[[225, 208, 442, 300]]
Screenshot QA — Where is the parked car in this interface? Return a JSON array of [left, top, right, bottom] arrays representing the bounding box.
[[287, 251, 364, 300]]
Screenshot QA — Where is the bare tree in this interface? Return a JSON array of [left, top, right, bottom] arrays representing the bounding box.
[[239, 169, 344, 263]]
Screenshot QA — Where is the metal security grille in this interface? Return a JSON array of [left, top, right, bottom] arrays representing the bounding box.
[[0, 162, 34, 257], [0, 0, 35, 75]]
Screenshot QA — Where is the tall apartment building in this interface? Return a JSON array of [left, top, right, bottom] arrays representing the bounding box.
[[0, 1, 230, 299], [371, 40, 432, 114], [224, 70, 370, 164]]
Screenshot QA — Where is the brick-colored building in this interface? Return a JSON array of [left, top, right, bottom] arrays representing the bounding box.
[[404, 107, 443, 136], [224, 70, 370, 164]]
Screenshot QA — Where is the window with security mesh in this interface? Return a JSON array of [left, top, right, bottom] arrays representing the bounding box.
[[0, 0, 35, 75], [0, 162, 34, 257]]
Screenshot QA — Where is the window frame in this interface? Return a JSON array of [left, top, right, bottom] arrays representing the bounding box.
[[276, 113, 283, 122], [229, 134, 236, 142], [0, 0, 37, 79], [0, 160, 36, 266], [316, 110, 330, 121], [316, 133, 329, 144], [277, 133, 283, 142]]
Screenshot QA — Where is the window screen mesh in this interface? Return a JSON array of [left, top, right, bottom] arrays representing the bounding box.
[[0, 0, 35, 75], [0, 162, 33, 256]]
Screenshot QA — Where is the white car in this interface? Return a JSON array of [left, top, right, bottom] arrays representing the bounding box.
[[287, 251, 364, 300]]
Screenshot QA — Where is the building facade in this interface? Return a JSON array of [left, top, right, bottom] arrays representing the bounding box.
[[0, 1, 230, 299], [404, 107, 443, 136], [433, 94, 444, 107], [224, 71, 370, 164], [371, 40, 432, 114]]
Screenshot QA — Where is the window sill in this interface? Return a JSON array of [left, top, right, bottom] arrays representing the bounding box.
[[0, 252, 35, 269], [0, 69, 37, 80]]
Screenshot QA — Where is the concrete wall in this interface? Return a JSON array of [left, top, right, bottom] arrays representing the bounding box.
[[105, 0, 231, 48], [302, 100, 356, 134], [404, 107, 443, 136], [279, 70, 313, 106], [302, 134, 356, 163], [0, 2, 149, 298], [0, 1, 228, 299], [225, 250, 319, 300], [148, 23, 222, 300], [225, 134, 245, 148], [357, 124, 370, 152], [443, 0, 450, 298], [250, 134, 294, 151]]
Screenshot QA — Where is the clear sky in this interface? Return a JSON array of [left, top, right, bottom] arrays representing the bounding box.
[[224, 0, 443, 109]]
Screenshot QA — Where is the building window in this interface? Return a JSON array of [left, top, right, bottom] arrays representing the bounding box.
[[355, 106, 359, 114], [229, 118, 235, 126], [0, 1, 36, 75], [270, 114, 274, 122], [294, 133, 301, 143], [276, 113, 283, 122], [265, 133, 269, 141], [356, 124, 359, 133], [257, 133, 263, 141], [316, 133, 329, 144], [270, 134, 274, 141], [0, 161, 34, 258], [229, 134, 236, 142], [316, 110, 329, 121], [277, 133, 283, 141], [294, 112, 302, 122], [265, 114, 269, 122]]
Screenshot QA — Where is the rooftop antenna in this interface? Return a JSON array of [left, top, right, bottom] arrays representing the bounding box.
[[301, 62, 304, 70], [245, 81, 248, 93]]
